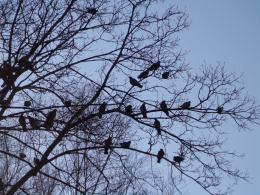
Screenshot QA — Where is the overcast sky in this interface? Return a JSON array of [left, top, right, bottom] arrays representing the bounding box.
[[173, 0, 260, 194]]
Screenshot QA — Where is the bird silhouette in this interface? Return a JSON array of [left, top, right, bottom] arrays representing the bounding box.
[[28, 116, 40, 129], [157, 149, 165, 163], [87, 7, 97, 15], [120, 141, 131, 148], [173, 155, 184, 164], [154, 119, 161, 135], [140, 103, 147, 118], [160, 101, 169, 116], [180, 101, 191, 109], [98, 102, 107, 118], [217, 106, 223, 114], [149, 61, 160, 71], [44, 109, 57, 129], [19, 152, 26, 159], [162, 71, 170, 79], [19, 114, 27, 132], [24, 101, 31, 107], [125, 105, 133, 116], [129, 77, 143, 88], [104, 136, 112, 154], [138, 69, 149, 79], [64, 100, 72, 107], [34, 157, 40, 165]]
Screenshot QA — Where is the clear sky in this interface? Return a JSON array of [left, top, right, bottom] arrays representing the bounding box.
[[174, 0, 260, 194]]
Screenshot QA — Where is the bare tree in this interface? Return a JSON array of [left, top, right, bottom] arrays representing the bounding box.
[[0, 0, 259, 194]]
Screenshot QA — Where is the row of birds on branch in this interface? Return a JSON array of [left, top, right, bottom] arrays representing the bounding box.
[[18, 109, 56, 131], [103, 137, 184, 164], [98, 101, 224, 136], [157, 148, 185, 164], [104, 137, 131, 154], [129, 61, 170, 89]]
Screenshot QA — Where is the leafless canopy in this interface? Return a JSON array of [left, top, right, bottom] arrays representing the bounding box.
[[0, 0, 259, 194]]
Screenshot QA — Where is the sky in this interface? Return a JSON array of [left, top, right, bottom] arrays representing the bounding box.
[[173, 0, 260, 194]]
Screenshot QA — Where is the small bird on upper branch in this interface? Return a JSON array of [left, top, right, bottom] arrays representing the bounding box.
[[160, 101, 169, 116], [140, 103, 147, 118], [157, 149, 165, 163], [129, 77, 143, 88]]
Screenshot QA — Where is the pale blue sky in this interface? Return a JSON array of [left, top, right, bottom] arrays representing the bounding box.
[[174, 0, 260, 194]]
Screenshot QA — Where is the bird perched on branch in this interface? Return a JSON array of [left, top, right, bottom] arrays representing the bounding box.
[[173, 155, 184, 164], [217, 106, 224, 114], [125, 105, 133, 116], [24, 101, 31, 107], [44, 109, 57, 129], [157, 149, 165, 163], [64, 100, 72, 107], [19, 152, 26, 159], [19, 114, 27, 132], [140, 103, 147, 118], [34, 157, 40, 165], [162, 71, 170, 79], [180, 101, 191, 109], [149, 61, 160, 71], [120, 141, 131, 149], [104, 136, 112, 154], [138, 69, 149, 79], [28, 116, 41, 129], [129, 77, 143, 88], [98, 102, 107, 118], [160, 101, 169, 116], [154, 119, 161, 135], [87, 7, 97, 15]]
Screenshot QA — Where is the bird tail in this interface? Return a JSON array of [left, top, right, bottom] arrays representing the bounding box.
[[157, 159, 160, 163], [104, 148, 108, 154]]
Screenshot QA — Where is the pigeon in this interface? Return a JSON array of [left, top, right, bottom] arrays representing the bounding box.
[[125, 105, 133, 116], [140, 103, 147, 118], [129, 77, 143, 88], [28, 116, 40, 129], [154, 119, 161, 135], [98, 102, 107, 118], [34, 157, 40, 165], [157, 149, 165, 163], [64, 100, 72, 107], [19, 152, 26, 159], [120, 141, 131, 149], [44, 109, 57, 129], [138, 69, 149, 79], [149, 61, 160, 71], [217, 106, 223, 114], [87, 7, 97, 15], [19, 114, 27, 132], [160, 101, 169, 116], [162, 71, 170, 79], [24, 101, 31, 107], [180, 101, 191, 109], [173, 155, 184, 164], [104, 136, 112, 154]]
